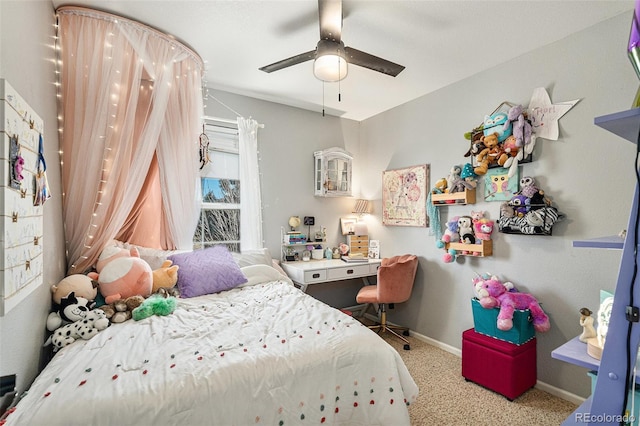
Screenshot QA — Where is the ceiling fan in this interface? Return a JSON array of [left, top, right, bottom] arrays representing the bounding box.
[[259, 0, 405, 82]]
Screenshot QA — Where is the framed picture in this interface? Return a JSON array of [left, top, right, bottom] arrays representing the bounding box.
[[382, 164, 429, 227], [483, 167, 518, 202], [340, 217, 357, 235]]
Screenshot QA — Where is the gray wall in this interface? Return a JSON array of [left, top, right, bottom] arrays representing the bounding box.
[[359, 11, 637, 398], [1, 0, 636, 405], [0, 0, 66, 405], [209, 12, 638, 399]]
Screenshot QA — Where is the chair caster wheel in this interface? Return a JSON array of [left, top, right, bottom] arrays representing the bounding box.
[[402, 330, 410, 336], [403, 344, 410, 350]]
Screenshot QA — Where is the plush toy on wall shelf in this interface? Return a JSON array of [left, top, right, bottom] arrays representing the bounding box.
[[497, 175, 563, 235]]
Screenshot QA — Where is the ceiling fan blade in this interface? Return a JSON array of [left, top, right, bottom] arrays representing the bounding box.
[[259, 50, 316, 73], [344, 47, 405, 77], [318, 0, 342, 42]]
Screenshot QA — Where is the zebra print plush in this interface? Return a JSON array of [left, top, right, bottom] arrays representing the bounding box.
[[498, 206, 560, 235]]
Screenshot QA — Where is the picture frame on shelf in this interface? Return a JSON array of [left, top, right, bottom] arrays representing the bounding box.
[[368, 240, 380, 259], [483, 167, 518, 202], [382, 164, 429, 227], [340, 217, 356, 235]]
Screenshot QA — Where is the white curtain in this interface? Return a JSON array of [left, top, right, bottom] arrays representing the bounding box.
[[58, 7, 203, 274], [238, 118, 263, 250]]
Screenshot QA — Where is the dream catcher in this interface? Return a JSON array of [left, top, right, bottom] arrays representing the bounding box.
[[199, 125, 210, 170]]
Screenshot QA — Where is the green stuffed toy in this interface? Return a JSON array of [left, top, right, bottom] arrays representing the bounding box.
[[132, 294, 177, 321]]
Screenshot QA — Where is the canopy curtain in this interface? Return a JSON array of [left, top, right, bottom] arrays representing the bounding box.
[[238, 118, 263, 250], [57, 7, 203, 274]]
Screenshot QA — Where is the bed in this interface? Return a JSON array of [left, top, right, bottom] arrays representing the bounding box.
[[5, 253, 418, 425]]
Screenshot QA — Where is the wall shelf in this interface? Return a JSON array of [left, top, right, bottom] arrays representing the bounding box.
[[572, 235, 624, 250], [445, 239, 492, 257], [431, 188, 476, 205]]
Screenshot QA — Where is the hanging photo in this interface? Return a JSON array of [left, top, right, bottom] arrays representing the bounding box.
[[382, 164, 429, 227], [484, 167, 518, 202], [9, 135, 22, 190]]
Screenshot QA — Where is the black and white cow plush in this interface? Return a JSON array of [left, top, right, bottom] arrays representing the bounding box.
[[45, 309, 109, 351]]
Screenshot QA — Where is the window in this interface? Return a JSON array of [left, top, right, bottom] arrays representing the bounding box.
[[193, 121, 241, 251]]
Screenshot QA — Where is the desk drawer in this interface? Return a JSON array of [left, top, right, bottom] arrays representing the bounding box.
[[369, 263, 380, 274], [304, 269, 327, 283], [327, 264, 370, 280]]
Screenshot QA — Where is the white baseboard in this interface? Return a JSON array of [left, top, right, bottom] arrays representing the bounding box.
[[407, 329, 586, 406]]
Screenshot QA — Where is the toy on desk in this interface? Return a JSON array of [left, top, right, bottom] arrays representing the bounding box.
[[579, 307, 596, 343]]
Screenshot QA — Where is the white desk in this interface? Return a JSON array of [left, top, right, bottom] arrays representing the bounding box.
[[281, 258, 382, 292]]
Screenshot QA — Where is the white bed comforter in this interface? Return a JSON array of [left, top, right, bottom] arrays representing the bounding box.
[[6, 266, 418, 425]]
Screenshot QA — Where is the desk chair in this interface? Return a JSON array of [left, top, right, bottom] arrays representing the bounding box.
[[355, 254, 418, 350]]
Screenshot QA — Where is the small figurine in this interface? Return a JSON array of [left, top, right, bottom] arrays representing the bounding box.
[[579, 307, 596, 343]]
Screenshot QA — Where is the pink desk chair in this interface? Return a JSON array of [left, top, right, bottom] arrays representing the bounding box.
[[355, 254, 418, 350]]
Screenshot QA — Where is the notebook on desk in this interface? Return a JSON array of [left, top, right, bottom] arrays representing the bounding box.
[[341, 253, 368, 263]]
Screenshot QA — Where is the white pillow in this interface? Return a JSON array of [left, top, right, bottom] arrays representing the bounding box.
[[240, 264, 292, 287], [113, 241, 191, 270], [231, 248, 273, 268]]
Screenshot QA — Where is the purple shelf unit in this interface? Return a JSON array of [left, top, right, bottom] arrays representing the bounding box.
[[560, 108, 640, 425]]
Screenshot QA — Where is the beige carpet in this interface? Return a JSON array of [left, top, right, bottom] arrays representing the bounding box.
[[380, 332, 578, 426]]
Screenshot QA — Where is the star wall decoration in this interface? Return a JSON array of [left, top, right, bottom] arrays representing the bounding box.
[[528, 87, 580, 141]]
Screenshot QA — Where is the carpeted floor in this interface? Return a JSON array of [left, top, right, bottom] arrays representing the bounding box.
[[380, 332, 578, 426]]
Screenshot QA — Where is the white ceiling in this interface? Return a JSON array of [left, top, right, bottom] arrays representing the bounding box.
[[51, 0, 634, 121]]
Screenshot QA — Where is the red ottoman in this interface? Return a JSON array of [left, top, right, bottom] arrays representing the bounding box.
[[462, 328, 537, 400]]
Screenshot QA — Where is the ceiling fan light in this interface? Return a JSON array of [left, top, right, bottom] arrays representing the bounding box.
[[314, 53, 348, 82]]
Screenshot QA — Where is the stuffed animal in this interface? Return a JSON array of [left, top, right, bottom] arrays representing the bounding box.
[[470, 210, 486, 223], [518, 176, 539, 199], [509, 194, 530, 217], [483, 111, 512, 142], [472, 273, 517, 298], [476, 276, 550, 332], [50, 274, 98, 305], [474, 133, 508, 175], [474, 218, 494, 241], [432, 177, 448, 194], [457, 216, 475, 244], [132, 294, 177, 321], [100, 295, 145, 323], [460, 164, 477, 189], [152, 260, 180, 294], [436, 216, 460, 249], [45, 309, 109, 351], [88, 246, 153, 304], [505, 104, 532, 147], [46, 291, 94, 332], [446, 165, 462, 192], [500, 202, 515, 219]]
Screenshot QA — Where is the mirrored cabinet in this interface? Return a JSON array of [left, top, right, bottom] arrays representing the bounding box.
[[314, 147, 352, 197]]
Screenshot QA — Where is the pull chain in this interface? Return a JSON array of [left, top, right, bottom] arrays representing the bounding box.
[[322, 81, 325, 117]]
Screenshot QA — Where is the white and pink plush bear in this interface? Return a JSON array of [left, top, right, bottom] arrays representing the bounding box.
[[89, 246, 153, 304]]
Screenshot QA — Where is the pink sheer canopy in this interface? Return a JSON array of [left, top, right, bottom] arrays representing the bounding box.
[[57, 7, 204, 274]]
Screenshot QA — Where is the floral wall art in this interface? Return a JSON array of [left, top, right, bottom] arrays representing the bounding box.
[[382, 164, 429, 227]]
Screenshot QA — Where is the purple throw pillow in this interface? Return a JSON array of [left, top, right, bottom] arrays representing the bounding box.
[[168, 246, 247, 298]]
